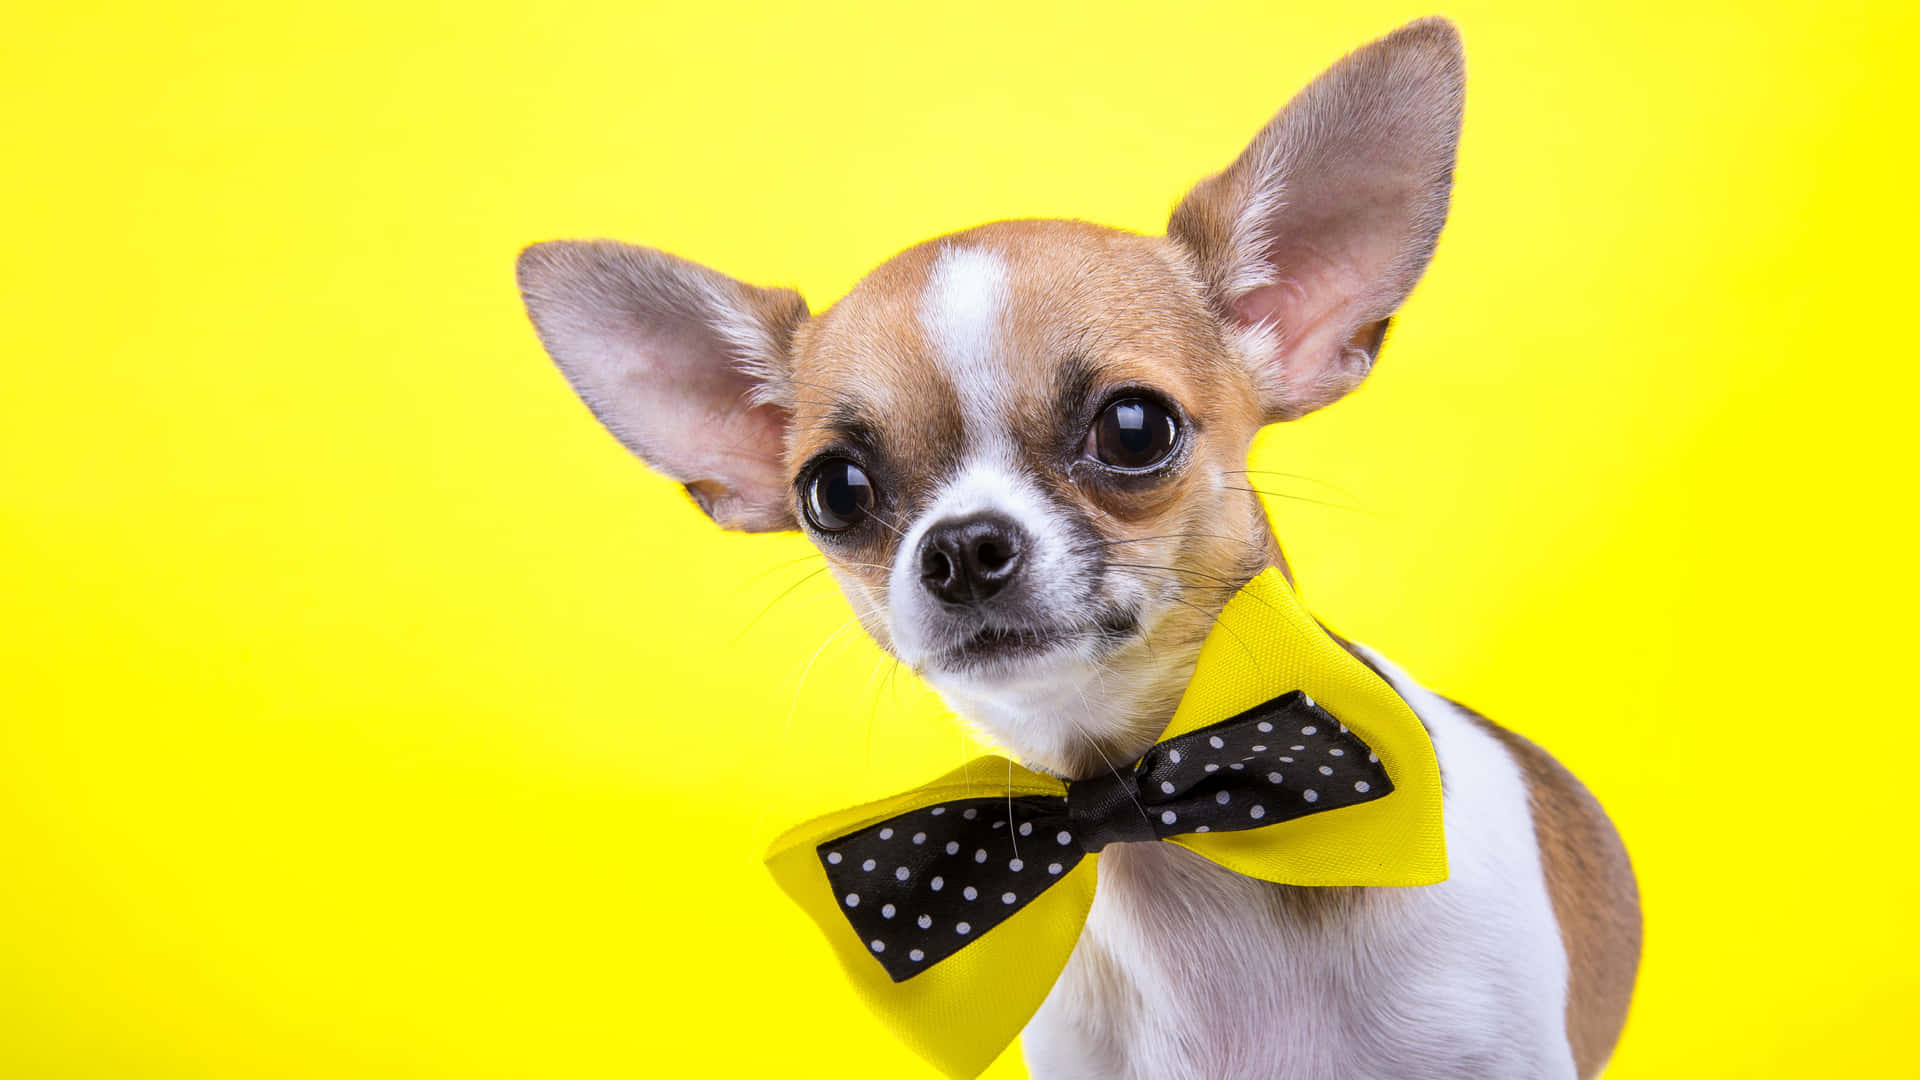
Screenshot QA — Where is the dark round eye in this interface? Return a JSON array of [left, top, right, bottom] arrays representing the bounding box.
[[803, 458, 876, 532], [1086, 397, 1179, 470]]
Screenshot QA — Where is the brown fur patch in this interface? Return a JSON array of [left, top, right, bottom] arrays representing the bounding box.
[[1314, 630, 1640, 1068], [1455, 702, 1642, 1077]]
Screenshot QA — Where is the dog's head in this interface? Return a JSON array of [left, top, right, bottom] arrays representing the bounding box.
[[516, 19, 1463, 775]]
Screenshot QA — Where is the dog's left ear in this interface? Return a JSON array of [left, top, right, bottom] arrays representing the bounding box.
[[1170, 17, 1465, 420]]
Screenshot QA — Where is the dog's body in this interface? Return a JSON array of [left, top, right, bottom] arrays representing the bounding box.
[[516, 18, 1640, 1078], [1028, 646, 1637, 1080]]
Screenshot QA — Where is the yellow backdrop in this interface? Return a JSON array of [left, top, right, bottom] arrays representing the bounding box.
[[4, 2, 1915, 1076]]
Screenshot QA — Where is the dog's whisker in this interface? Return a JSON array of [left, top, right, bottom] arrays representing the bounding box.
[[735, 551, 828, 591], [1103, 563, 1287, 618], [731, 565, 835, 646], [1105, 562, 1250, 589], [1155, 590, 1260, 664], [864, 509, 908, 539], [1083, 532, 1259, 548], [887, 656, 907, 718], [1006, 756, 1019, 860], [783, 613, 870, 746], [1222, 467, 1371, 504], [1064, 682, 1151, 827], [860, 649, 890, 772], [1224, 485, 1379, 515]]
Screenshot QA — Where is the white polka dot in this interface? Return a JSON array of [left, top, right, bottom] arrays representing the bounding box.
[[1369, 752, 1379, 763], [1257, 721, 1273, 733], [1056, 830, 1072, 845], [917, 914, 932, 929], [1194, 825, 1210, 832], [963, 808, 977, 820], [1329, 748, 1344, 757], [1208, 735, 1225, 749], [1230, 763, 1245, 770], [1009, 858, 1024, 872], [878, 828, 893, 840], [1318, 765, 1334, 776], [957, 922, 971, 935], [1291, 745, 1305, 751], [912, 832, 927, 844], [1160, 810, 1177, 825], [1279, 757, 1295, 764], [861, 859, 876, 872], [845, 893, 860, 907], [910, 949, 925, 962], [871, 939, 885, 953], [1215, 791, 1230, 805], [881, 903, 895, 918], [1169, 749, 1182, 764], [1252, 745, 1267, 752], [1204, 763, 1220, 773], [963, 886, 977, 901], [1355, 781, 1372, 793], [1301, 725, 1317, 736], [930, 876, 944, 891], [1268, 772, 1284, 784], [992, 820, 1006, 830], [1018, 822, 1033, 837], [1160, 780, 1176, 794], [1047, 862, 1063, 875], [1304, 789, 1319, 803], [895, 866, 910, 881], [826, 851, 842, 865], [930, 807, 945, 816], [974, 849, 988, 864], [946, 841, 959, 855], [1001, 892, 1016, 904], [1303, 695, 1316, 707], [1250, 804, 1266, 820]]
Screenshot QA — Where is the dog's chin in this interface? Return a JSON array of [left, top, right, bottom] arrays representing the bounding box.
[[919, 612, 1139, 688]]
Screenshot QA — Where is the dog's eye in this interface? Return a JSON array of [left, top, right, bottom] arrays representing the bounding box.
[[1086, 398, 1179, 470], [803, 458, 876, 532]]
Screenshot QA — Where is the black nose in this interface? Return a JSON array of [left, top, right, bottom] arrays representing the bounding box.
[[918, 512, 1027, 605]]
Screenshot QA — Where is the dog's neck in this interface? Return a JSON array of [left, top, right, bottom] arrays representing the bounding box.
[[932, 519, 1292, 781]]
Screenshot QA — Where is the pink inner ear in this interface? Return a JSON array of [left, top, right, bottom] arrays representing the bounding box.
[[1231, 283, 1289, 331], [1228, 272, 1346, 371], [1226, 264, 1381, 418]]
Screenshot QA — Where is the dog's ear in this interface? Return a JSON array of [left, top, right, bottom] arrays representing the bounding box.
[[1170, 17, 1464, 420], [516, 240, 808, 532]]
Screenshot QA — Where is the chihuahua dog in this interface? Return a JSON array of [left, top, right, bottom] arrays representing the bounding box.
[[516, 17, 1639, 1079]]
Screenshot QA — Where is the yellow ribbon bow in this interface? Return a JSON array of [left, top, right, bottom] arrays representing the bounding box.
[[764, 568, 1447, 1077]]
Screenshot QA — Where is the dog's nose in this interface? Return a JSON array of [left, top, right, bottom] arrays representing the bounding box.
[[918, 512, 1026, 606]]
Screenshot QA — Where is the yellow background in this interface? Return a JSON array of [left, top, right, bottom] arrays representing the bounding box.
[[4, 1, 1915, 1076]]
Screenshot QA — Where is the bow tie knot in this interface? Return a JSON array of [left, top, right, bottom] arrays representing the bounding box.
[[1065, 767, 1155, 851]]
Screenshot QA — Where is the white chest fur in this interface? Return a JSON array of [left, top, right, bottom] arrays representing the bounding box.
[[1021, 648, 1576, 1079]]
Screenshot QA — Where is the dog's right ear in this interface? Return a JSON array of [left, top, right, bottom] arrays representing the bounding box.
[[1170, 18, 1464, 421], [516, 240, 808, 532]]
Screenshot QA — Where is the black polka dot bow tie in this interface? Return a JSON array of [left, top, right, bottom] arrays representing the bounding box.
[[820, 690, 1390, 981], [761, 567, 1448, 1080]]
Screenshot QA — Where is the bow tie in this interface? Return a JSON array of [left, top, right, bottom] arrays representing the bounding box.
[[765, 569, 1447, 1078]]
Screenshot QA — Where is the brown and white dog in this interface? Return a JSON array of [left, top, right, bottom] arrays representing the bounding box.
[[515, 17, 1640, 1079]]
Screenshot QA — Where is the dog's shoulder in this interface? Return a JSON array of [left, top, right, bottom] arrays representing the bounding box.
[[1349, 638, 1642, 1080], [1447, 699, 1643, 1079]]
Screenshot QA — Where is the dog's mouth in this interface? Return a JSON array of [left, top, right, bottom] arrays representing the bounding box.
[[932, 611, 1139, 675]]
